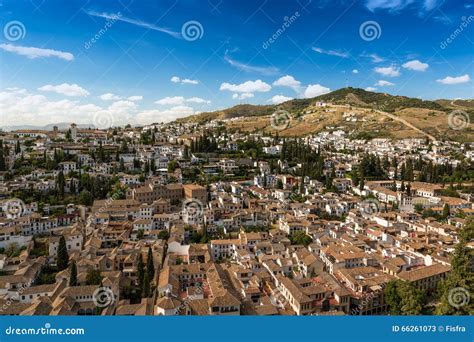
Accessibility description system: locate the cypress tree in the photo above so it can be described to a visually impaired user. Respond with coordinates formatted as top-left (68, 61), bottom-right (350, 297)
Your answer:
top-left (69, 261), bottom-right (77, 286)
top-left (142, 271), bottom-right (150, 297)
top-left (0, 141), bottom-right (5, 171)
top-left (57, 236), bottom-right (69, 271)
top-left (137, 253), bottom-right (144, 289)
top-left (146, 247), bottom-right (155, 280)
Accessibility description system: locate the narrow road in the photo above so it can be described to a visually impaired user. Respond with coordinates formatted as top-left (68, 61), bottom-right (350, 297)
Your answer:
top-left (375, 110), bottom-right (437, 142)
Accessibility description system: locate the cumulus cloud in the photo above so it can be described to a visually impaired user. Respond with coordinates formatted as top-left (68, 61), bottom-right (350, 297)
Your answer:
top-left (303, 84), bottom-right (331, 98)
top-left (0, 88), bottom-right (201, 127)
top-left (38, 83), bottom-right (89, 97)
top-left (187, 97), bottom-right (211, 104)
top-left (402, 60), bottom-right (429, 71)
top-left (268, 95), bottom-right (293, 104)
top-left (127, 95), bottom-right (143, 101)
top-left (232, 93), bottom-right (254, 100)
top-left (272, 75), bottom-right (302, 92)
top-left (376, 80), bottom-right (394, 86)
top-left (365, 87), bottom-right (377, 91)
top-left (374, 65), bottom-right (400, 77)
top-left (436, 74), bottom-right (470, 85)
top-left (100, 93), bottom-right (121, 101)
top-left (0, 43), bottom-right (74, 61)
top-left (155, 96), bottom-right (210, 105)
top-left (220, 80), bottom-right (271, 93)
top-left (170, 76), bottom-right (199, 85)
top-left (0, 88), bottom-right (132, 127)
top-left (136, 106), bottom-right (196, 124)
top-left (352, 69), bottom-right (359, 74)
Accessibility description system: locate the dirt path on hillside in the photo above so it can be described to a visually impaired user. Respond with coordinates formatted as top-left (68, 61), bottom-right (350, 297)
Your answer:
top-left (375, 110), bottom-right (437, 142)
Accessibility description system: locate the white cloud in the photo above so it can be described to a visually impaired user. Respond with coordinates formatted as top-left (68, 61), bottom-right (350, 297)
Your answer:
top-left (155, 96), bottom-right (185, 105)
top-left (0, 88), bottom-right (199, 127)
top-left (436, 74), bottom-right (470, 85)
top-left (352, 69), bottom-right (359, 74)
top-left (136, 106), bottom-right (196, 124)
top-left (170, 76), bottom-right (199, 85)
top-left (361, 53), bottom-right (384, 63)
top-left (187, 97), bottom-right (211, 104)
top-left (100, 93), bottom-right (121, 101)
top-left (0, 88), bottom-right (133, 128)
top-left (365, 0), bottom-right (441, 12)
top-left (0, 43), bottom-right (74, 61)
top-left (224, 56), bottom-right (279, 76)
top-left (127, 95), bottom-right (143, 101)
top-left (402, 60), bottom-right (429, 71)
top-left (374, 65), bottom-right (400, 77)
top-left (376, 80), bottom-right (394, 86)
top-left (220, 80), bottom-right (271, 93)
top-left (108, 100), bottom-right (137, 114)
top-left (303, 84), bottom-right (331, 98)
top-left (155, 96), bottom-right (210, 105)
top-left (86, 11), bottom-right (181, 39)
top-left (268, 95), bottom-right (293, 104)
top-left (232, 93), bottom-right (254, 100)
top-left (272, 75), bottom-right (301, 92)
top-left (365, 87), bottom-right (377, 91)
top-left (312, 47), bottom-right (349, 58)
top-left (38, 83), bottom-right (89, 97)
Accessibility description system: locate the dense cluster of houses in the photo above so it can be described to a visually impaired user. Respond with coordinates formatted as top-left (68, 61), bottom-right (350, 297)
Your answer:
top-left (0, 122), bottom-right (471, 315)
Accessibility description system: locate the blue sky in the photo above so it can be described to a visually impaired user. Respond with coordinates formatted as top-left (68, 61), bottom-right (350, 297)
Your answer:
top-left (0, 0), bottom-right (473, 127)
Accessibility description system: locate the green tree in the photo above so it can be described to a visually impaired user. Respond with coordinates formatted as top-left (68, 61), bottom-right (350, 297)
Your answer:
top-left (384, 280), bottom-right (402, 314)
top-left (69, 261), bottom-right (78, 286)
top-left (56, 236), bottom-right (69, 271)
top-left (384, 280), bottom-right (425, 315)
top-left (137, 253), bottom-right (145, 290)
top-left (146, 247), bottom-right (155, 280)
top-left (436, 220), bottom-right (474, 315)
top-left (142, 271), bottom-right (150, 297)
top-left (399, 281), bottom-right (425, 315)
top-left (289, 231), bottom-right (312, 246)
top-left (0, 140), bottom-right (5, 171)
top-left (85, 268), bottom-right (102, 285)
top-left (56, 171), bottom-right (65, 198)
top-left (442, 203), bottom-right (450, 219)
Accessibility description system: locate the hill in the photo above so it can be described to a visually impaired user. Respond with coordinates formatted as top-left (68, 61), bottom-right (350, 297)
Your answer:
top-left (177, 87), bottom-right (473, 142)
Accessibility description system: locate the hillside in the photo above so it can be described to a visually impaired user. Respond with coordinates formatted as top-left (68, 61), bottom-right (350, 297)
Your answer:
top-left (177, 87), bottom-right (473, 142)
